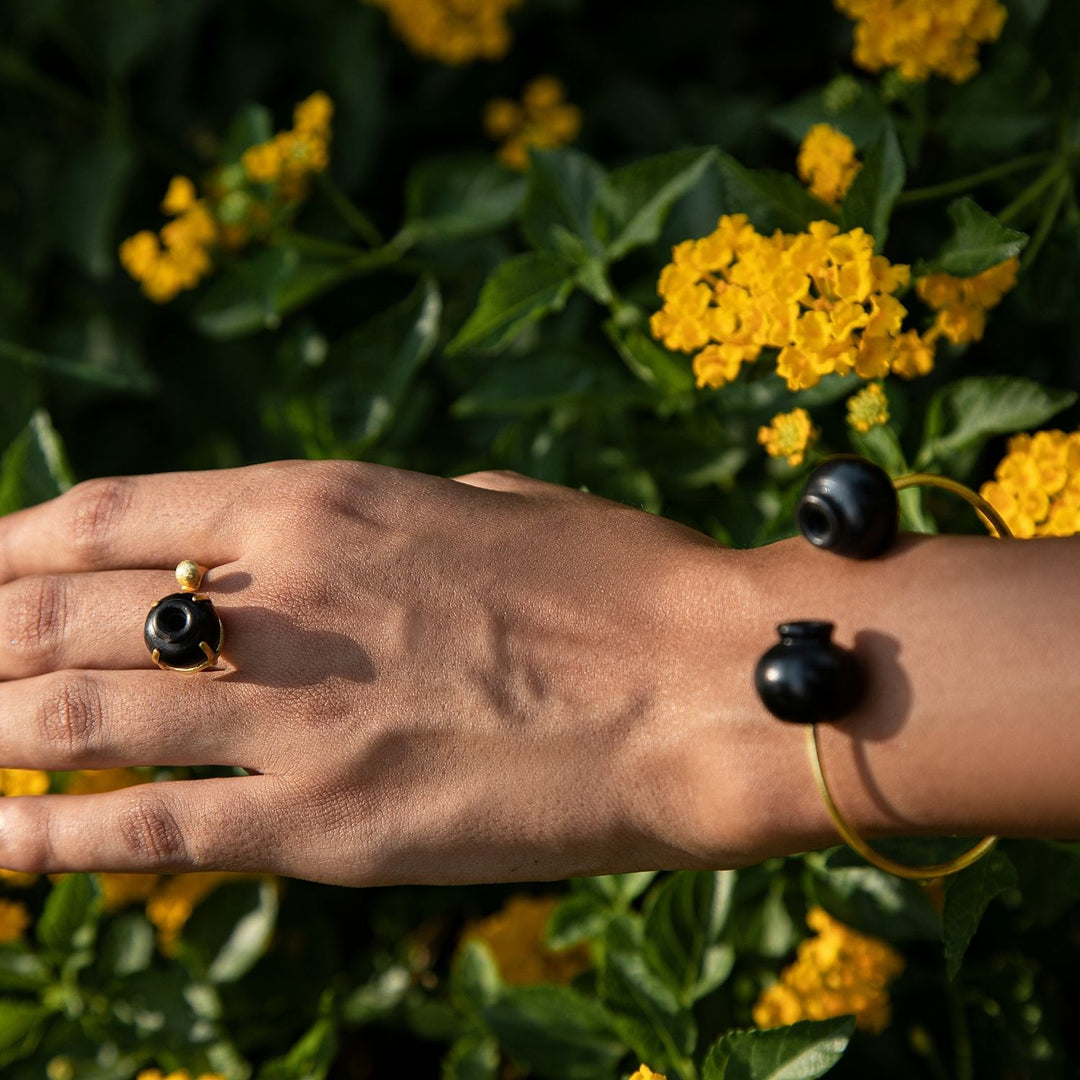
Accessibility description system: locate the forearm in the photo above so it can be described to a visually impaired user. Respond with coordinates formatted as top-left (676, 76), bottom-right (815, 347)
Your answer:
top-left (687, 534), bottom-right (1080, 864)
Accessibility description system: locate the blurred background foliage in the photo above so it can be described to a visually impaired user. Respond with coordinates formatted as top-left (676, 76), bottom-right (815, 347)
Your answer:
top-left (2, 0), bottom-right (1080, 1077)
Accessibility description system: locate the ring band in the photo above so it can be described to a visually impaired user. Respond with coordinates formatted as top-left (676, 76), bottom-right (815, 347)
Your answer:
top-left (144, 561), bottom-right (224, 673)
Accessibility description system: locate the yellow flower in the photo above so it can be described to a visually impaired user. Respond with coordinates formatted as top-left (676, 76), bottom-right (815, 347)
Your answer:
top-left (367, 0), bottom-right (522, 64)
top-left (136, 1071), bottom-right (225, 1080)
top-left (753, 907), bottom-right (904, 1034)
top-left (847, 382), bottom-right (890, 433)
top-left (652, 216), bottom-right (928, 392)
top-left (293, 90), bottom-right (334, 135)
top-left (835, 0), bottom-right (1007, 83)
top-left (0, 868), bottom-right (38, 888)
top-left (146, 872), bottom-right (233, 955)
top-left (161, 176), bottom-right (197, 215)
top-left (980, 429), bottom-right (1080, 539)
top-left (241, 141), bottom-right (284, 184)
top-left (98, 873), bottom-right (162, 912)
top-left (485, 77), bottom-right (582, 171)
top-left (797, 124), bottom-right (861, 205)
top-left (63, 768), bottom-right (147, 796)
top-left (461, 894), bottom-right (591, 986)
top-left (917, 257), bottom-right (1019, 347)
top-left (629, 1069), bottom-right (667, 1080)
top-left (0, 769), bottom-right (50, 796)
top-left (758, 408), bottom-right (816, 466)
top-left (0, 899), bottom-right (31, 942)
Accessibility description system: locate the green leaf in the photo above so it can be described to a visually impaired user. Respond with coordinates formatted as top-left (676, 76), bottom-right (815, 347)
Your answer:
top-left (573, 873), bottom-right (658, 909)
top-left (481, 985), bottom-right (625, 1080)
top-left (36, 874), bottom-right (99, 957)
top-left (703, 1018), bottom-right (855, 1080)
top-left (847, 422), bottom-right (907, 477)
top-left (55, 133), bottom-right (136, 280)
top-left (521, 148), bottom-right (607, 262)
top-left (340, 965), bottom-right (411, 1026)
top-left (943, 849), bottom-right (1017, 980)
top-left (643, 871), bottom-right (737, 1004)
top-left (0, 947), bottom-right (51, 993)
top-left (0, 1000), bottom-right (49, 1069)
top-left (598, 148), bottom-right (716, 260)
top-left (181, 879), bottom-right (279, 983)
top-left (192, 248), bottom-right (358, 341)
top-left (0, 410), bottom-right (74, 516)
top-left (451, 940), bottom-right (501, 1011)
top-left (839, 121), bottom-right (904, 249)
top-left (324, 277), bottom-right (441, 450)
top-left (447, 253), bottom-right (574, 355)
top-left (221, 104), bottom-right (274, 164)
top-left (404, 155), bottom-right (527, 242)
top-left (714, 152), bottom-right (829, 233)
top-left (917, 375), bottom-right (1076, 468)
top-left (442, 1031), bottom-right (500, 1080)
top-left (805, 854), bottom-right (941, 942)
top-left (599, 917), bottom-right (696, 1077)
top-left (768, 81), bottom-right (889, 148)
top-left (257, 1016), bottom-right (338, 1080)
top-left (546, 894), bottom-right (610, 949)
top-left (603, 321), bottom-right (695, 394)
top-left (919, 197), bottom-right (1028, 277)
top-left (97, 912), bottom-right (154, 978)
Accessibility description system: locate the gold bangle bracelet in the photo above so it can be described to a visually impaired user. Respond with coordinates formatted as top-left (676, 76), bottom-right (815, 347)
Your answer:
top-left (805, 471), bottom-right (1012, 880)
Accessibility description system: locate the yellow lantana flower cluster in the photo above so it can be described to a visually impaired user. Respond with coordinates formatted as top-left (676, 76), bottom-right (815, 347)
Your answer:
top-left (758, 408), bottom-right (817, 466)
top-left (651, 216), bottom-right (931, 393)
top-left (847, 381), bottom-right (890, 432)
top-left (368, 0), bottom-right (521, 64)
top-left (980, 430), bottom-right (1080, 539)
top-left (146, 872), bottom-right (235, 954)
top-left (753, 907), bottom-right (904, 1034)
top-left (629, 1068), bottom-right (666, 1080)
top-left (835, 0), bottom-right (1008, 83)
top-left (797, 124), bottom-right (861, 205)
top-left (119, 177), bottom-right (218, 304)
top-left (461, 894), bottom-right (591, 986)
top-left (916, 257), bottom-right (1019, 347)
top-left (0, 899), bottom-right (31, 942)
top-left (137, 1070), bottom-right (225, 1080)
top-left (241, 91), bottom-right (334, 201)
top-left (484, 77), bottom-right (582, 171)
top-left (0, 768), bottom-right (50, 796)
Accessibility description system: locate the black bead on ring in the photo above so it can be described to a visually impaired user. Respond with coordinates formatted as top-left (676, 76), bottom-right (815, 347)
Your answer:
top-left (145, 561), bottom-right (224, 673)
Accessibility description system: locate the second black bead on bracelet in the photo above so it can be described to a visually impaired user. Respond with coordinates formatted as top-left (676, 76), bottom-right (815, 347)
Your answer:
top-left (754, 621), bottom-right (864, 724)
top-left (796, 455), bottom-right (899, 559)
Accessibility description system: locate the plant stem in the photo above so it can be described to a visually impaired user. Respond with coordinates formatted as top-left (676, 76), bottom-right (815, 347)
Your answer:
top-left (998, 158), bottom-right (1067, 225)
top-left (317, 173), bottom-right (384, 248)
top-left (897, 151), bottom-right (1055, 205)
top-left (1020, 173), bottom-right (1071, 270)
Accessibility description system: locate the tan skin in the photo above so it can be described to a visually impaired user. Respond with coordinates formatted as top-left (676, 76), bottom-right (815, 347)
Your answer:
top-left (0, 459), bottom-right (1076, 885)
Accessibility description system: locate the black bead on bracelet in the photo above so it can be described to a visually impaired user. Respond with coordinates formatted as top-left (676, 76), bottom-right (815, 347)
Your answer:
top-left (752, 455), bottom-right (1009, 880)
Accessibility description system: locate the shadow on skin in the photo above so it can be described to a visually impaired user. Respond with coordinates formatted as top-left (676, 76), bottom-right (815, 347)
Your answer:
top-left (211, 605), bottom-right (379, 687)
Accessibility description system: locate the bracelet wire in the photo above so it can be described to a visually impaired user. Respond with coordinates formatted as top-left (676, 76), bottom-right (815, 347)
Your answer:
top-left (806, 470), bottom-right (1012, 880)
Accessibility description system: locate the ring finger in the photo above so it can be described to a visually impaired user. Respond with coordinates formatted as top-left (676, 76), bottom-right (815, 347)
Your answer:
top-left (0, 568), bottom-right (233, 679)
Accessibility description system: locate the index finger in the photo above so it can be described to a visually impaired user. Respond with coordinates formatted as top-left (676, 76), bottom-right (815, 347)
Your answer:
top-left (0, 468), bottom-right (255, 584)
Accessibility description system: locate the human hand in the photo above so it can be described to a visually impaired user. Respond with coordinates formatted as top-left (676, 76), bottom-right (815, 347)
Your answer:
top-left (0, 461), bottom-right (774, 886)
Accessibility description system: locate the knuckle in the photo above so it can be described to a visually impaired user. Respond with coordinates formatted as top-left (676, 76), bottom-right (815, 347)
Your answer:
top-left (66, 477), bottom-right (133, 565)
top-left (118, 795), bottom-right (190, 868)
top-left (3, 576), bottom-right (67, 661)
top-left (36, 674), bottom-right (102, 760)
